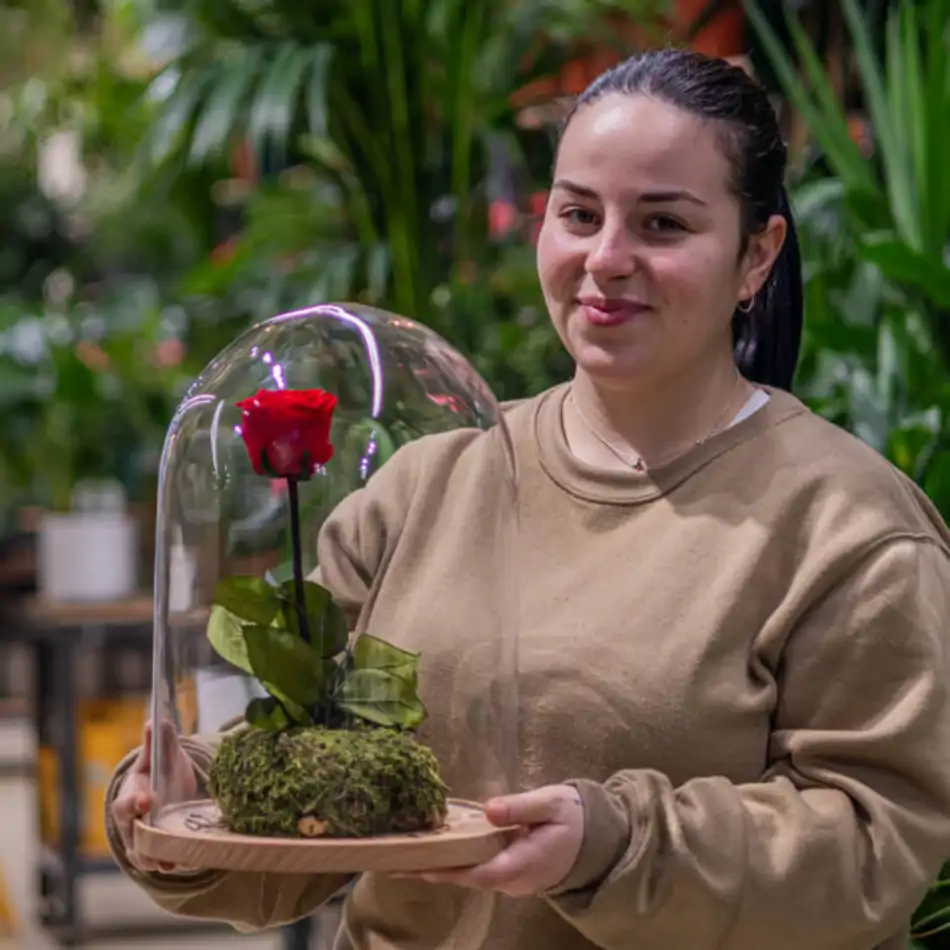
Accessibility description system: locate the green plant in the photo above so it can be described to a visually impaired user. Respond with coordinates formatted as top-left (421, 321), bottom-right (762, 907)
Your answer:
top-left (913, 862), bottom-right (950, 945)
top-left (746, 0), bottom-right (950, 348)
top-left (209, 725), bottom-right (447, 838)
top-left (206, 577), bottom-right (427, 732)
top-left (0, 282), bottom-right (189, 510)
top-left (202, 381), bottom-right (446, 840)
top-left (748, 0), bottom-right (950, 520)
top-left (0, 3), bottom-right (235, 527)
top-left (130, 0), bottom-right (668, 397)
top-left (207, 385), bottom-right (427, 733)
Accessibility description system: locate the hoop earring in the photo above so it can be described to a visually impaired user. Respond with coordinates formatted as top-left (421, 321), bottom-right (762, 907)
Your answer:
top-left (737, 295), bottom-right (755, 314)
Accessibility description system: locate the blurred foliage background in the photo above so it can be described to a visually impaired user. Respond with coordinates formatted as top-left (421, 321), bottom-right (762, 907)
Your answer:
top-left (0, 0), bottom-right (670, 522)
top-left (1, 0), bottom-right (950, 941)
top-left (1, 0), bottom-right (949, 524)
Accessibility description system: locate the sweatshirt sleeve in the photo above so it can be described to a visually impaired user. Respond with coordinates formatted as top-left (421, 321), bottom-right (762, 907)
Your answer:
top-left (103, 445), bottom-right (421, 930)
top-left (546, 537), bottom-right (950, 950)
top-left (312, 436), bottom-right (420, 627)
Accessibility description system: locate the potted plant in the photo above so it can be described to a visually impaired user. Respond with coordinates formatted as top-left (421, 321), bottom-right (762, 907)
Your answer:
top-left (202, 387), bottom-right (448, 839)
top-left (0, 287), bottom-right (187, 601)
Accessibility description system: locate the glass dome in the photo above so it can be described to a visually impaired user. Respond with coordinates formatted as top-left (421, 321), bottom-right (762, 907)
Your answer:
top-left (144, 303), bottom-right (519, 879)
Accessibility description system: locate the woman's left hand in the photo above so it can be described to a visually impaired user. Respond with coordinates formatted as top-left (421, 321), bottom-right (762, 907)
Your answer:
top-left (404, 784), bottom-right (586, 897)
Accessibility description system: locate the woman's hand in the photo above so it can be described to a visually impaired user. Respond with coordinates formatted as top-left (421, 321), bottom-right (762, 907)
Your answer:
top-left (111, 720), bottom-right (198, 873)
top-left (409, 784), bottom-right (586, 897)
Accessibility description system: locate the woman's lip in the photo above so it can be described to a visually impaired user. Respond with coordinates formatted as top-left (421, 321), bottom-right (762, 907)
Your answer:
top-left (578, 301), bottom-right (650, 326)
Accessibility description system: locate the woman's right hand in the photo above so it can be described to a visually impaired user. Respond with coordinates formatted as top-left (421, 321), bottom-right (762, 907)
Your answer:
top-left (112, 720), bottom-right (198, 873)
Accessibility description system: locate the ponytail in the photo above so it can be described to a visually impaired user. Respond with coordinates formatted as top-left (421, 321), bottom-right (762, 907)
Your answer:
top-left (732, 187), bottom-right (803, 393)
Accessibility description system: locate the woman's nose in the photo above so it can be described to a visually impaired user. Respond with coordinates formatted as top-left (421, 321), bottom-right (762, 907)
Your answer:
top-left (585, 225), bottom-right (637, 282)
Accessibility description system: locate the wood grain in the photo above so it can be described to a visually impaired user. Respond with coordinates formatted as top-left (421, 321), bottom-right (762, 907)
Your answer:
top-left (135, 799), bottom-right (516, 874)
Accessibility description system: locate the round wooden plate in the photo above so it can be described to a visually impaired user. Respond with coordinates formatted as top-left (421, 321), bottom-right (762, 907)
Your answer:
top-left (134, 799), bottom-right (515, 874)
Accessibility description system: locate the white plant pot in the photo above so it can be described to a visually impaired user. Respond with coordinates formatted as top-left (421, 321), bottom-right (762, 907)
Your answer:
top-left (38, 512), bottom-right (140, 602)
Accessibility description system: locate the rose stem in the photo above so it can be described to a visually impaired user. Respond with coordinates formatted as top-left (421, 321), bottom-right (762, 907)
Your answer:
top-left (287, 477), bottom-right (311, 645)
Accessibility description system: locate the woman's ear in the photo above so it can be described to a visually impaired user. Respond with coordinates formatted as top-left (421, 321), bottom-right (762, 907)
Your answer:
top-left (738, 213), bottom-right (787, 302)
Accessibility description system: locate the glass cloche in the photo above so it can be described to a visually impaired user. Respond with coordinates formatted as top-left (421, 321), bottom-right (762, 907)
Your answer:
top-left (136, 303), bottom-right (520, 876)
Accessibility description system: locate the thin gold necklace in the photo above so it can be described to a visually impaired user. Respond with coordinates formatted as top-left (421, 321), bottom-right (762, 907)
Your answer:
top-left (567, 371), bottom-right (744, 473)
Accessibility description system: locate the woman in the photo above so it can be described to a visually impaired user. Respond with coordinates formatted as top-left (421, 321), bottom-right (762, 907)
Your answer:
top-left (107, 49), bottom-right (950, 949)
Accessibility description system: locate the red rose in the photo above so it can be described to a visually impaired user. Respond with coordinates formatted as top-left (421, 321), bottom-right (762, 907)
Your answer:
top-left (235, 388), bottom-right (337, 479)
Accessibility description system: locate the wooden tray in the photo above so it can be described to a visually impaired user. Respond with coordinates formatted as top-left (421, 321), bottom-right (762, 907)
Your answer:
top-left (134, 799), bottom-right (515, 874)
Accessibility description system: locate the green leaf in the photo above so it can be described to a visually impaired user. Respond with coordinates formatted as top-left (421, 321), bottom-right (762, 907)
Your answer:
top-left (248, 43), bottom-right (312, 158)
top-left (365, 244), bottom-right (390, 302)
top-left (923, 451), bottom-right (950, 521)
top-left (277, 579), bottom-right (349, 658)
top-left (189, 52), bottom-right (264, 163)
top-left (858, 235), bottom-right (950, 309)
top-left (265, 560), bottom-right (296, 587)
top-left (840, 0), bottom-right (919, 250)
top-left (338, 668), bottom-right (426, 729)
top-left (144, 67), bottom-right (214, 167)
top-left (243, 623), bottom-right (332, 707)
top-left (245, 696), bottom-right (291, 732)
top-left (213, 575), bottom-right (281, 625)
top-left (306, 43), bottom-right (334, 136)
top-left (261, 683), bottom-right (312, 725)
top-left (790, 177), bottom-right (846, 223)
top-left (886, 420), bottom-right (940, 480)
top-left (745, 0), bottom-right (873, 193)
top-left (912, 898), bottom-right (950, 938)
top-left (351, 633), bottom-right (419, 683)
top-left (922, 0), bottom-right (950, 258)
top-left (207, 605), bottom-right (253, 674)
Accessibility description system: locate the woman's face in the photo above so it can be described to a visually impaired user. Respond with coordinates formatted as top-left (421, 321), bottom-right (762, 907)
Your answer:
top-left (536, 92), bottom-right (784, 390)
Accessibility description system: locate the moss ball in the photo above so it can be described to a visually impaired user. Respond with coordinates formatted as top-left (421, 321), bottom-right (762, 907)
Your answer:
top-left (208, 726), bottom-right (449, 838)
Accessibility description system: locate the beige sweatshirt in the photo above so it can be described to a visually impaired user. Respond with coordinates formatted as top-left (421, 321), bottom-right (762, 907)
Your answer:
top-left (105, 383), bottom-right (950, 950)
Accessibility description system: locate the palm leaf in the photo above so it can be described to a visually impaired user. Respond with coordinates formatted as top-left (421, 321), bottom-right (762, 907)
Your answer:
top-left (840, 0), bottom-right (919, 250)
top-left (247, 43), bottom-right (313, 163)
top-left (142, 67), bottom-right (204, 167)
top-left (139, 0), bottom-right (668, 339)
top-left (745, 0), bottom-right (875, 195)
top-left (189, 50), bottom-right (265, 162)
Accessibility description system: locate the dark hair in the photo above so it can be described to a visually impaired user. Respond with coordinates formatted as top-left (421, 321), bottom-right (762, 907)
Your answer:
top-left (558, 48), bottom-right (803, 392)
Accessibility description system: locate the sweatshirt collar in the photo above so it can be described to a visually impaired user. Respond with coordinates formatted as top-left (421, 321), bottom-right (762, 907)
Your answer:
top-left (533, 383), bottom-right (808, 505)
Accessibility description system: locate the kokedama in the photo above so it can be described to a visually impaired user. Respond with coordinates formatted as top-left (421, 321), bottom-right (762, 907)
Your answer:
top-left (204, 387), bottom-right (448, 840)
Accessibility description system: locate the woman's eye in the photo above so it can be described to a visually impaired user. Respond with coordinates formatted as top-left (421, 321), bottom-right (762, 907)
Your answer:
top-left (644, 215), bottom-right (686, 233)
top-left (559, 207), bottom-right (599, 228)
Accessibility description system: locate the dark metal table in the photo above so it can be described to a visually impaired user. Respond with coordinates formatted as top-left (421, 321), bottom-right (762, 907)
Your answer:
top-left (3, 594), bottom-right (319, 948)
